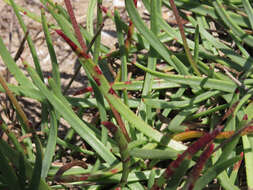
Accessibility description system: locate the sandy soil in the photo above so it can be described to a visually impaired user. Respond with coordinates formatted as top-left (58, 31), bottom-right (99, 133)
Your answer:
top-left (0, 0), bottom-right (117, 84)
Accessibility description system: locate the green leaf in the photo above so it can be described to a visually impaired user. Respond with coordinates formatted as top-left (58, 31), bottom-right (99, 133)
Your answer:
top-left (0, 147), bottom-right (20, 190)
top-left (9, 0), bottom-right (43, 80)
top-left (242, 0), bottom-right (253, 30)
top-left (25, 63), bottom-right (117, 165)
top-left (194, 156), bottom-right (241, 190)
top-left (133, 61), bottom-right (237, 92)
top-left (144, 90), bottom-right (221, 109)
top-left (213, 0), bottom-right (253, 48)
top-left (41, 111), bottom-right (58, 179)
top-left (125, 0), bottom-right (187, 73)
top-left (0, 37), bottom-right (33, 87)
top-left (28, 136), bottom-right (43, 190)
top-left (86, 0), bottom-right (97, 36)
top-left (129, 148), bottom-right (179, 160)
top-left (41, 8), bottom-right (61, 88)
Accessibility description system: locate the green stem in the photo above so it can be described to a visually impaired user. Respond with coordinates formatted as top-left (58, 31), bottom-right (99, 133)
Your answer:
top-left (93, 0), bottom-right (103, 64)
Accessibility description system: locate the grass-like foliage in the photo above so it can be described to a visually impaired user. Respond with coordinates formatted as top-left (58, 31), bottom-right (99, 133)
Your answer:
top-left (0, 0), bottom-right (253, 189)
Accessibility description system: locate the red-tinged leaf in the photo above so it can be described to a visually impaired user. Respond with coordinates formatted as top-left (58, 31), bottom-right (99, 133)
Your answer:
top-left (94, 65), bottom-right (103, 75)
top-left (233, 152), bottom-right (243, 171)
top-left (241, 126), bottom-right (253, 135)
top-left (107, 101), bottom-right (131, 142)
top-left (125, 0), bottom-right (136, 51)
top-left (101, 121), bottom-right (118, 134)
top-left (99, 4), bottom-right (108, 14)
top-left (187, 125), bottom-right (223, 155)
top-left (151, 185), bottom-right (160, 190)
top-left (154, 135), bottom-right (217, 189)
top-left (73, 86), bottom-right (93, 96)
top-left (185, 143), bottom-right (215, 190)
top-left (93, 77), bottom-right (101, 86)
top-left (55, 29), bottom-right (90, 59)
top-left (64, 0), bottom-right (88, 53)
top-left (126, 20), bottom-right (134, 50)
top-left (124, 81), bottom-right (132, 85)
top-left (110, 168), bottom-right (119, 174)
top-left (163, 125), bottom-right (223, 180)
top-left (55, 29), bottom-right (78, 50)
top-left (54, 160), bottom-right (88, 182)
top-left (164, 153), bottom-right (185, 178)
top-left (222, 101), bottom-right (239, 121)
top-left (108, 87), bottom-right (116, 95)
top-left (134, 0), bottom-right (138, 7)
top-left (243, 114), bottom-right (248, 120)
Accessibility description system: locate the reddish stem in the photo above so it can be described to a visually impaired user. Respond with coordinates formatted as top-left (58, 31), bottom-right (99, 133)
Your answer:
top-left (93, 77), bottom-right (101, 86)
top-left (64, 0), bottom-right (88, 53)
top-left (73, 86), bottom-right (93, 96)
top-left (109, 102), bottom-right (131, 142)
top-left (186, 143), bottom-right (214, 190)
top-left (54, 160), bottom-right (88, 182)
top-left (94, 65), bottom-right (103, 75)
top-left (55, 30), bottom-right (90, 59)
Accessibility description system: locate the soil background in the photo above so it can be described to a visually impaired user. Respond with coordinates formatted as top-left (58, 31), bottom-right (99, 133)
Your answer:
top-left (0, 0), bottom-right (120, 88)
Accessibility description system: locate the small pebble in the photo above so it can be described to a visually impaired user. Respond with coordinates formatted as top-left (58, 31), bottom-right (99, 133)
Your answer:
top-left (113, 0), bottom-right (141, 8)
